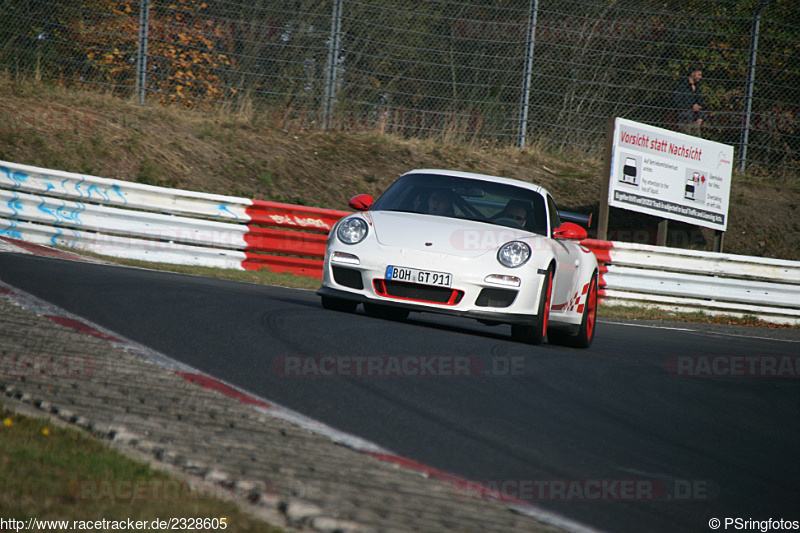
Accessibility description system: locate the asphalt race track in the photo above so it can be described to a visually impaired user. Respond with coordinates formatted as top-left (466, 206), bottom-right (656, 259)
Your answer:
top-left (1, 252), bottom-right (799, 533)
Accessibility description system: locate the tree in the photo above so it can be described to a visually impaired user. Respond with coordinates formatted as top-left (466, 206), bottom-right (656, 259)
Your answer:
top-left (59, 0), bottom-right (234, 106)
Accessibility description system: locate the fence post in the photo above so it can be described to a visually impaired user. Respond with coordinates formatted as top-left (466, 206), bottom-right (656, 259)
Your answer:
top-left (738, 0), bottom-right (770, 174)
top-left (135, 0), bottom-right (151, 105)
top-left (323, 0), bottom-right (344, 130)
top-left (517, 0), bottom-right (539, 148)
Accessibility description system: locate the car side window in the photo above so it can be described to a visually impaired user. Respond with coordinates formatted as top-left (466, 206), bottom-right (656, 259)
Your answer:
top-left (547, 195), bottom-right (561, 236)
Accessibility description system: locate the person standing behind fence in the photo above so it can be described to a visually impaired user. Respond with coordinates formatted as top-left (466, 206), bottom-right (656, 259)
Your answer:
top-left (670, 66), bottom-right (705, 136)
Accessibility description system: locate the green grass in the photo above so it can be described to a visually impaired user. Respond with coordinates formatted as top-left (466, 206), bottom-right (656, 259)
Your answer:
top-left (0, 406), bottom-right (285, 531)
top-left (136, 158), bottom-right (171, 187)
top-left (597, 304), bottom-right (797, 329)
top-left (63, 249), bottom-right (321, 291)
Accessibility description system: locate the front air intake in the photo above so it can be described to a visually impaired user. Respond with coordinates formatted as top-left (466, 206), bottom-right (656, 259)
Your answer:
top-left (373, 279), bottom-right (463, 305)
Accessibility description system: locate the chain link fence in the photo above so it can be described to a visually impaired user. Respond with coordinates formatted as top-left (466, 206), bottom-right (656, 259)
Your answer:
top-left (2, 0), bottom-right (798, 174)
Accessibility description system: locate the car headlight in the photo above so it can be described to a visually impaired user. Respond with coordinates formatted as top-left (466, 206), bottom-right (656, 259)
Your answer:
top-left (337, 217), bottom-right (368, 244)
top-left (497, 241), bottom-right (531, 268)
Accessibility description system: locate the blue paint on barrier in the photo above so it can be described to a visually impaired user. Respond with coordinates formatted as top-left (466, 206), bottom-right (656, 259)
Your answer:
top-left (0, 221), bottom-right (23, 240)
top-left (52, 227), bottom-right (80, 246)
top-left (87, 185), bottom-right (111, 202)
top-left (7, 193), bottom-right (23, 218)
top-left (74, 177), bottom-right (85, 198)
top-left (219, 204), bottom-right (239, 219)
top-left (69, 202), bottom-right (86, 225)
top-left (37, 197), bottom-right (58, 222)
top-left (1, 166), bottom-right (29, 189)
top-left (55, 202), bottom-right (69, 225)
top-left (111, 184), bottom-right (127, 204)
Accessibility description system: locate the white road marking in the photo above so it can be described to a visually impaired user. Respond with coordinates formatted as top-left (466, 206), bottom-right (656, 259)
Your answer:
top-left (0, 238), bottom-right (32, 254)
top-left (601, 319), bottom-right (800, 343)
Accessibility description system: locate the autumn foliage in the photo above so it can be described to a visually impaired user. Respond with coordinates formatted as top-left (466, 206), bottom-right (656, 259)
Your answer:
top-left (63, 0), bottom-right (234, 106)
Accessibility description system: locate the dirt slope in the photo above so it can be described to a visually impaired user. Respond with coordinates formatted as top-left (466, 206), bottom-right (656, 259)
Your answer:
top-left (1, 78), bottom-right (797, 260)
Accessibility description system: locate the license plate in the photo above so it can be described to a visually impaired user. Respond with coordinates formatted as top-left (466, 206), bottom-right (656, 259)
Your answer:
top-left (385, 265), bottom-right (452, 287)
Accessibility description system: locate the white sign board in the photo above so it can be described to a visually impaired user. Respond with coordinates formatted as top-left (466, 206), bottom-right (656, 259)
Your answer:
top-left (608, 118), bottom-right (734, 231)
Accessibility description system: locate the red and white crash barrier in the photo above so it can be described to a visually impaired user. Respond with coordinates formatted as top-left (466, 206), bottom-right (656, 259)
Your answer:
top-left (3, 159), bottom-right (799, 323)
top-left (0, 160), bottom-right (348, 278)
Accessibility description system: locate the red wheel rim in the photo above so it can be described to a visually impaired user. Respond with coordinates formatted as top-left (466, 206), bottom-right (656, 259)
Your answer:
top-left (585, 277), bottom-right (597, 339)
top-left (541, 272), bottom-right (553, 337)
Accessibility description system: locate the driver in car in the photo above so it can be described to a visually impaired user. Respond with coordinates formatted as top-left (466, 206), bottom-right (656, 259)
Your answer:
top-left (492, 199), bottom-right (529, 229)
top-left (415, 189), bottom-right (455, 216)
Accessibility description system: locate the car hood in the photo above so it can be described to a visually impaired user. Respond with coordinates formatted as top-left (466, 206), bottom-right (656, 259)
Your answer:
top-left (367, 211), bottom-right (536, 258)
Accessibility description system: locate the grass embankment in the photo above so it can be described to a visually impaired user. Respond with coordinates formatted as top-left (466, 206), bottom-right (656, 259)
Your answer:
top-left (0, 407), bottom-right (284, 531)
top-left (1, 75), bottom-right (798, 260)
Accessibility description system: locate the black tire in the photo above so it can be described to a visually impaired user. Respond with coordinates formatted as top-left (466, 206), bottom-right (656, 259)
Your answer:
top-left (363, 302), bottom-right (410, 320)
top-left (548, 272), bottom-right (598, 349)
top-left (511, 266), bottom-right (553, 345)
top-left (320, 295), bottom-right (357, 313)
top-left (543, 327), bottom-right (571, 346)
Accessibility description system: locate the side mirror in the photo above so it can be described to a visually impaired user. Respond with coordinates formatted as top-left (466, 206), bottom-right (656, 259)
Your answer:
top-left (553, 222), bottom-right (588, 240)
top-left (348, 194), bottom-right (374, 211)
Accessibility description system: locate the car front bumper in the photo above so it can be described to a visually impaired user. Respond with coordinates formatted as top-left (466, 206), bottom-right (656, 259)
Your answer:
top-left (318, 242), bottom-right (552, 326)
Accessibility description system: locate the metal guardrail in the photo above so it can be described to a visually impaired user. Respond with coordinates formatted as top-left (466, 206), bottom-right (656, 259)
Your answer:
top-left (2, 160), bottom-right (799, 324)
top-left (0, 160), bottom-right (347, 278)
top-left (581, 239), bottom-right (800, 325)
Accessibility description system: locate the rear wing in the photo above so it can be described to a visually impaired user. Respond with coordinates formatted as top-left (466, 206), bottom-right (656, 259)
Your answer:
top-left (558, 210), bottom-right (592, 228)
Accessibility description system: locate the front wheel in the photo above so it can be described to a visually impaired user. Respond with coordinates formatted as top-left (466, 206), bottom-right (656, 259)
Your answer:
top-left (511, 266), bottom-right (553, 345)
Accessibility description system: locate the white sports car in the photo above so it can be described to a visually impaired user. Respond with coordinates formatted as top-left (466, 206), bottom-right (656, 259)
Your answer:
top-left (317, 169), bottom-right (599, 347)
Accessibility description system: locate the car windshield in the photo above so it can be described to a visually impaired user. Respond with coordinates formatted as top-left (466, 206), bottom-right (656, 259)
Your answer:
top-left (371, 173), bottom-right (548, 235)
